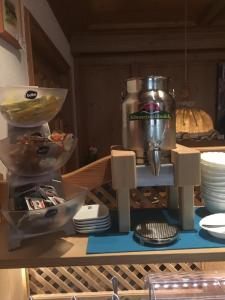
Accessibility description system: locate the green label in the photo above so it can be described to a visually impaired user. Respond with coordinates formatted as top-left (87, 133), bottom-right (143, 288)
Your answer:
top-left (129, 111), bottom-right (171, 121)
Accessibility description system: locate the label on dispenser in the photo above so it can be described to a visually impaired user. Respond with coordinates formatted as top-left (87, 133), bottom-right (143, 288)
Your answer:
top-left (129, 102), bottom-right (171, 121)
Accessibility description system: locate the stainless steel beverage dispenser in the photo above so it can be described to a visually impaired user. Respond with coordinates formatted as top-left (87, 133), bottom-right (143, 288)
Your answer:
top-left (113, 76), bottom-right (200, 234)
top-left (122, 76), bottom-right (176, 175)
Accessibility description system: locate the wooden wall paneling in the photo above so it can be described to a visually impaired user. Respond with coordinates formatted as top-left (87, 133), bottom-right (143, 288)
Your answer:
top-left (76, 63), bottom-right (93, 166)
top-left (76, 62), bottom-right (131, 165)
top-left (76, 51), bottom-right (225, 66)
top-left (71, 28), bottom-right (225, 54)
top-left (24, 9), bottom-right (78, 170)
top-left (137, 56), bottom-right (218, 122)
top-left (75, 48), bottom-right (225, 165)
top-left (24, 7), bottom-right (35, 85)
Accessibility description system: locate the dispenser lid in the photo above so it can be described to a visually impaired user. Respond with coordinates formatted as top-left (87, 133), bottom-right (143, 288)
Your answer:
top-left (144, 76), bottom-right (169, 91)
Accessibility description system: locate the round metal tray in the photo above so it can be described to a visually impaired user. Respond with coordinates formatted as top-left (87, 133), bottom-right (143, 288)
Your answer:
top-left (134, 221), bottom-right (179, 245)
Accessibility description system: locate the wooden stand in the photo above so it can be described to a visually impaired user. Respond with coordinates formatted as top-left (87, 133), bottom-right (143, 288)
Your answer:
top-left (111, 150), bottom-right (136, 232)
top-left (171, 144), bottom-right (201, 230)
top-left (111, 144), bottom-right (201, 232)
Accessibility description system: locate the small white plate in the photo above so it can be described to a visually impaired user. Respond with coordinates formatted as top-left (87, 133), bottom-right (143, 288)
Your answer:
top-left (200, 214), bottom-right (225, 239)
top-left (201, 152), bottom-right (225, 167)
top-left (73, 204), bottom-right (109, 222)
top-left (76, 223), bottom-right (111, 234)
top-left (74, 220), bottom-right (111, 230)
top-left (73, 217), bottom-right (111, 227)
top-left (201, 165), bottom-right (225, 174)
top-left (201, 187), bottom-right (225, 198)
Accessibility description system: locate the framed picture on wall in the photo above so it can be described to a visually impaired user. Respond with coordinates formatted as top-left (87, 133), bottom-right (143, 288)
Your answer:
top-left (0, 0), bottom-right (21, 49)
top-left (216, 62), bottom-right (225, 134)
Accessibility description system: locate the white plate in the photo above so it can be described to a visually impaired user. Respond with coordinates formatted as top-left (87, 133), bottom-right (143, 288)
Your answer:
top-left (199, 214), bottom-right (225, 239)
top-left (73, 218), bottom-right (111, 228)
top-left (201, 175), bottom-right (225, 184)
top-left (201, 152), bottom-right (225, 167)
top-left (74, 220), bottom-right (111, 230)
top-left (201, 193), bottom-right (225, 203)
top-left (202, 183), bottom-right (225, 190)
top-left (76, 223), bottom-right (111, 233)
top-left (202, 198), bottom-right (225, 213)
top-left (201, 185), bottom-right (225, 195)
top-left (75, 224), bottom-right (111, 231)
top-left (201, 172), bottom-right (225, 181)
top-left (73, 214), bottom-right (110, 224)
top-left (73, 204), bottom-right (109, 221)
top-left (201, 166), bottom-right (225, 175)
top-left (201, 180), bottom-right (225, 188)
top-left (73, 216), bottom-right (111, 226)
top-left (201, 162), bottom-right (225, 171)
top-left (201, 189), bottom-right (225, 199)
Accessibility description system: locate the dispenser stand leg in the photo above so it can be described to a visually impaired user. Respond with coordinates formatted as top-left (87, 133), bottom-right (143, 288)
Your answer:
top-left (171, 144), bottom-right (200, 231)
top-left (111, 149), bottom-right (137, 233)
top-left (117, 189), bottom-right (130, 232)
top-left (168, 186), bottom-right (179, 209)
top-left (178, 185), bottom-right (194, 230)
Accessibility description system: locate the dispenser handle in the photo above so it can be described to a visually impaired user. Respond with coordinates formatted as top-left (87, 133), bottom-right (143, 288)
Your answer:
top-left (147, 142), bottom-right (161, 176)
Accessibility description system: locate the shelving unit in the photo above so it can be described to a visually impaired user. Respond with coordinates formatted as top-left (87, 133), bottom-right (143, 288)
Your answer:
top-left (1, 146), bottom-right (225, 299)
top-left (1, 222), bottom-right (225, 269)
top-left (0, 147), bottom-right (225, 269)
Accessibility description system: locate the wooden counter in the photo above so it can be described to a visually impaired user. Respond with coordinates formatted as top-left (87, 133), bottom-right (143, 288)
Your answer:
top-left (1, 148), bottom-right (225, 269)
top-left (1, 223), bottom-right (225, 269)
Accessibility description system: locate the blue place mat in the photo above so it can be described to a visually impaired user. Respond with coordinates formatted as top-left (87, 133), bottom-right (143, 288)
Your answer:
top-left (87, 207), bottom-right (225, 254)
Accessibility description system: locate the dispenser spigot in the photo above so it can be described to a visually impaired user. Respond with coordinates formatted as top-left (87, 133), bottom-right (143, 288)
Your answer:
top-left (147, 141), bottom-right (161, 176)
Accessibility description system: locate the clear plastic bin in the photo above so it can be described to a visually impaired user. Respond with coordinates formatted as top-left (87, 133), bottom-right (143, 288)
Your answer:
top-left (145, 271), bottom-right (225, 300)
top-left (0, 136), bottom-right (77, 177)
top-left (0, 86), bottom-right (67, 127)
top-left (2, 183), bottom-right (87, 236)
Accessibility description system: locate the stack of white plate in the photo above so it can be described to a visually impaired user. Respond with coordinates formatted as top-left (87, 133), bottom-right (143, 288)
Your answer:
top-left (201, 152), bottom-right (225, 213)
top-left (73, 204), bottom-right (111, 234)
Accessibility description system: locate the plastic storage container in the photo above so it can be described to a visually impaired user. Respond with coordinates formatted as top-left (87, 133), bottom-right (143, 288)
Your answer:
top-left (0, 86), bottom-right (67, 127)
top-left (0, 134), bottom-right (77, 177)
top-left (145, 271), bottom-right (225, 300)
top-left (2, 183), bottom-right (87, 236)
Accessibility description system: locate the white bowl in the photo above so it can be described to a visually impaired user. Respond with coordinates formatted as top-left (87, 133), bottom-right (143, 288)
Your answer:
top-left (201, 152), bottom-right (225, 168)
top-left (201, 179), bottom-right (225, 188)
top-left (202, 184), bottom-right (225, 193)
top-left (201, 164), bottom-right (225, 173)
top-left (201, 192), bottom-right (225, 203)
top-left (201, 185), bottom-right (225, 195)
top-left (203, 198), bottom-right (225, 213)
top-left (0, 86), bottom-right (67, 127)
top-left (201, 174), bottom-right (225, 183)
top-left (200, 214), bottom-right (225, 239)
top-left (201, 186), bottom-right (225, 200)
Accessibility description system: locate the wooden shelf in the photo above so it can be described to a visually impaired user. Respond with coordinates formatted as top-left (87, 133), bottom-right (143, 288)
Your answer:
top-left (1, 151), bottom-right (225, 269)
top-left (0, 223), bottom-right (225, 268)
